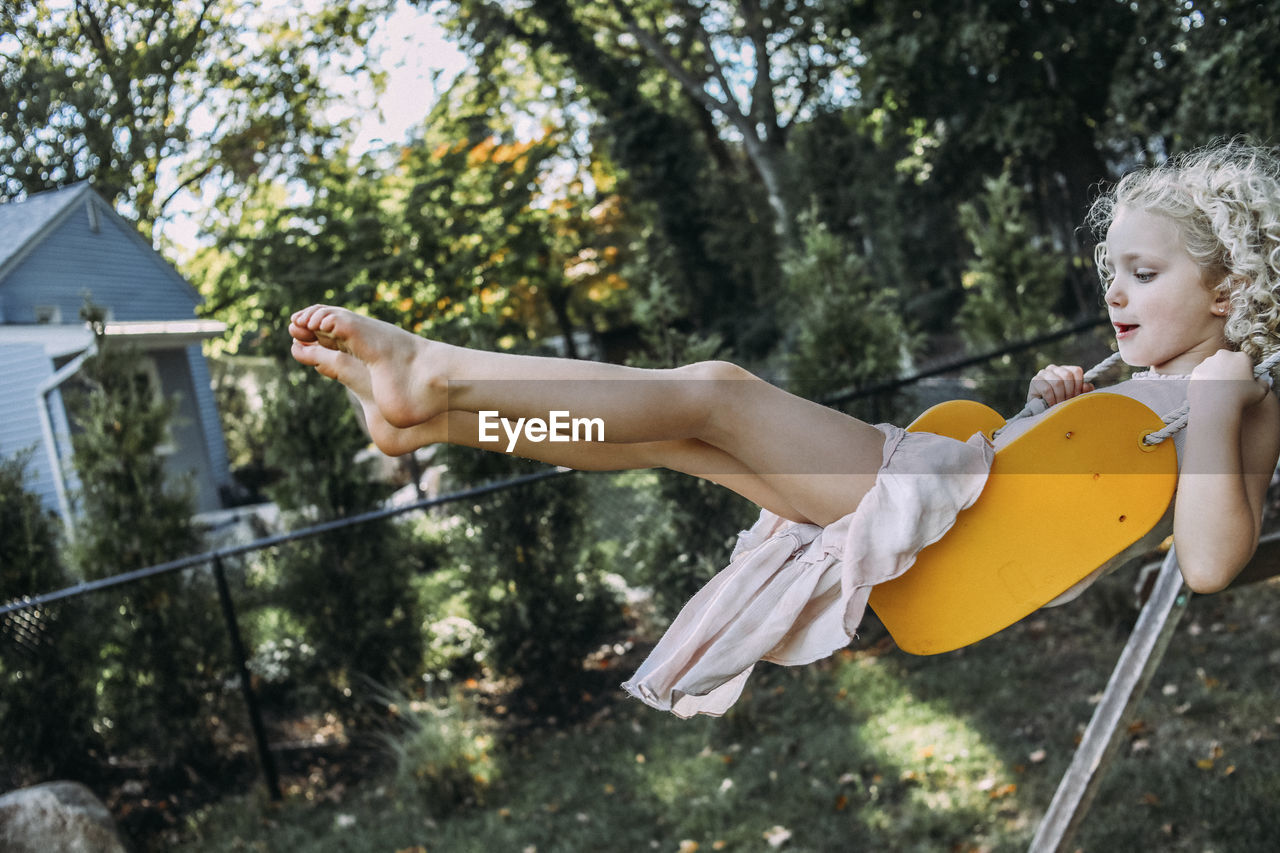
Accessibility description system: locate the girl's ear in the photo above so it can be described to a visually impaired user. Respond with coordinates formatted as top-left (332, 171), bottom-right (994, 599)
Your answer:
top-left (1211, 275), bottom-right (1237, 317)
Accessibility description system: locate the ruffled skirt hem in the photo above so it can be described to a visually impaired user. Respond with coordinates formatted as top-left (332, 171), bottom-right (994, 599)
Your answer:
top-left (621, 423), bottom-right (993, 718)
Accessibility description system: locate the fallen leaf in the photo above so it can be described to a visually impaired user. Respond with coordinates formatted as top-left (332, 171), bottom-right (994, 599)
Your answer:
top-left (918, 745), bottom-right (936, 759)
top-left (1140, 792), bottom-right (1160, 806)
top-left (678, 840), bottom-right (699, 853)
top-left (988, 783), bottom-right (1017, 800)
top-left (763, 825), bottom-right (793, 848)
top-left (834, 794), bottom-right (849, 811)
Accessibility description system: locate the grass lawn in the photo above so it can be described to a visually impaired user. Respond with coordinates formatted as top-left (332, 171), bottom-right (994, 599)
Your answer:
top-left (174, 568), bottom-right (1280, 853)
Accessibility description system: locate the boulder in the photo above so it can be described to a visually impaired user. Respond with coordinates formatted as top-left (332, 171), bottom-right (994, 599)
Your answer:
top-left (0, 781), bottom-right (127, 853)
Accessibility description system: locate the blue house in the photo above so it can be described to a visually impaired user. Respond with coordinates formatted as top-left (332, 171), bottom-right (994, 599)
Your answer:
top-left (0, 183), bottom-right (232, 524)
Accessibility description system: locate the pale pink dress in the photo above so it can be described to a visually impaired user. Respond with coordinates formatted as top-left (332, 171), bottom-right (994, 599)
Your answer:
top-left (622, 423), bottom-right (993, 718)
top-left (621, 376), bottom-right (1190, 718)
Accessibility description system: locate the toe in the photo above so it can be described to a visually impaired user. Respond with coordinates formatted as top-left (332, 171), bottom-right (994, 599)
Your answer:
top-left (289, 320), bottom-right (318, 343)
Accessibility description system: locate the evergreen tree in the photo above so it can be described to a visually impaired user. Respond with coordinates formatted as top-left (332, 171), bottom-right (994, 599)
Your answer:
top-left (261, 367), bottom-right (423, 700)
top-left (956, 172), bottom-right (1072, 411)
top-left (65, 319), bottom-right (225, 763)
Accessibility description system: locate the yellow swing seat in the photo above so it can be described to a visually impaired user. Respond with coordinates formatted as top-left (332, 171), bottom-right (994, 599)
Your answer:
top-left (866, 393), bottom-right (1178, 655)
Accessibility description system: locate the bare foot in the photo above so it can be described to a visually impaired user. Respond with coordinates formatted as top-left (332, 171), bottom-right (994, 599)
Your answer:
top-left (291, 338), bottom-right (444, 456)
top-left (289, 305), bottom-right (443, 428)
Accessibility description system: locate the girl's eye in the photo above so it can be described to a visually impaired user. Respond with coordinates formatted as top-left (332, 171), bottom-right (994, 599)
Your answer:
top-left (1134, 270), bottom-right (1157, 283)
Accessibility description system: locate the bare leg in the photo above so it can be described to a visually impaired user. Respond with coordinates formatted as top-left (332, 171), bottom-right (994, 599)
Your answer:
top-left (292, 340), bottom-right (808, 520)
top-left (291, 305), bottom-right (885, 526)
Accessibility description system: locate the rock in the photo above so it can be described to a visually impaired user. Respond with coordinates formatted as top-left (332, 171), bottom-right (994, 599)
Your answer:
top-left (0, 781), bottom-right (127, 853)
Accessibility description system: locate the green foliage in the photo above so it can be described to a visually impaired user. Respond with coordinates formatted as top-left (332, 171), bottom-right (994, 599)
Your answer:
top-left (443, 450), bottom-right (621, 715)
top-left (0, 0), bottom-right (393, 231)
top-left (778, 212), bottom-right (918, 401)
top-left (64, 329), bottom-right (227, 762)
top-left (380, 689), bottom-right (498, 816)
top-left (432, 0), bottom-right (785, 353)
top-left (260, 366), bottom-right (423, 696)
top-left (0, 453), bottom-right (101, 783)
top-left (197, 87), bottom-right (638, 359)
top-left (955, 172), bottom-right (1070, 409)
top-left (209, 355), bottom-right (277, 502)
top-left (174, 569), bottom-right (1280, 853)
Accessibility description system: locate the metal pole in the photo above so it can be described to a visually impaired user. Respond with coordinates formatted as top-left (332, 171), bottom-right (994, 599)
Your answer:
top-left (212, 556), bottom-right (282, 802)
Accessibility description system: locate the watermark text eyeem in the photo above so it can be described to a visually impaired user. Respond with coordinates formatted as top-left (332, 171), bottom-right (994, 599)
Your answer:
top-left (478, 410), bottom-right (605, 452)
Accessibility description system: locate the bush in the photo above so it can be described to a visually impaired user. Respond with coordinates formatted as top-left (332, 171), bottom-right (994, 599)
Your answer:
top-left (0, 452), bottom-right (102, 784)
top-left (381, 689), bottom-right (497, 816)
top-left (778, 211), bottom-right (919, 401)
top-left (65, 327), bottom-right (228, 764)
top-left (444, 450), bottom-right (622, 716)
top-left (421, 615), bottom-right (489, 684)
top-left (261, 366), bottom-right (423, 700)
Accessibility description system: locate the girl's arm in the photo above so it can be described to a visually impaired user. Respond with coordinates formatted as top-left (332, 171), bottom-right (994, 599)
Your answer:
top-left (1172, 350), bottom-right (1280, 592)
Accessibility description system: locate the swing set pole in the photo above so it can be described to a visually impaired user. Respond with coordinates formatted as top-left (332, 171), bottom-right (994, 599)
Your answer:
top-left (1029, 548), bottom-right (1190, 852)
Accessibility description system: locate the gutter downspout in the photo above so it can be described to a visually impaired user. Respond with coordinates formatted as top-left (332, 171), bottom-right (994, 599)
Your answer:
top-left (35, 339), bottom-right (97, 536)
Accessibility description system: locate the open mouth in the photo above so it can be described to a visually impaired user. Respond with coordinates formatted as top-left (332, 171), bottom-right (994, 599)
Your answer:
top-left (1114, 322), bottom-right (1139, 337)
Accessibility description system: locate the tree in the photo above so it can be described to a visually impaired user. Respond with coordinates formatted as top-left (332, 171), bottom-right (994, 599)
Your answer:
top-left (196, 76), bottom-right (638, 359)
top-left (955, 171), bottom-right (1071, 410)
top-left (429, 0), bottom-right (788, 351)
top-left (65, 319), bottom-right (225, 764)
top-left (0, 0), bottom-right (392, 238)
top-left (259, 366), bottom-right (423, 698)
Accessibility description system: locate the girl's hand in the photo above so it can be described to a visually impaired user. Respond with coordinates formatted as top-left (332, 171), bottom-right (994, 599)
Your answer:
top-left (1028, 364), bottom-right (1094, 408)
top-left (1189, 349), bottom-right (1272, 412)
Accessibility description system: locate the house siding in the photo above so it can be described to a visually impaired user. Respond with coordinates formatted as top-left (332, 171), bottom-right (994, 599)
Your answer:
top-left (0, 197), bottom-right (197, 324)
top-left (0, 186), bottom-right (232, 525)
top-left (0, 344), bottom-right (62, 515)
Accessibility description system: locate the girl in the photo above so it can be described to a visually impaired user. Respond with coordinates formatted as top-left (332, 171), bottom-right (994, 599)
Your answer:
top-left (290, 141), bottom-right (1280, 717)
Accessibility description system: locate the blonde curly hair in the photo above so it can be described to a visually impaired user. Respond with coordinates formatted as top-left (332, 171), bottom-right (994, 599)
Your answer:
top-left (1089, 140), bottom-right (1280, 364)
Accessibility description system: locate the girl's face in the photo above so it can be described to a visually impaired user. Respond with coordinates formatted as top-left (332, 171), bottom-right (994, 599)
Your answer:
top-left (1103, 206), bottom-right (1229, 375)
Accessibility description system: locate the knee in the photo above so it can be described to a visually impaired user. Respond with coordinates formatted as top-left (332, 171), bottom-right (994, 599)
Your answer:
top-left (671, 361), bottom-right (760, 429)
top-left (676, 360), bottom-right (754, 384)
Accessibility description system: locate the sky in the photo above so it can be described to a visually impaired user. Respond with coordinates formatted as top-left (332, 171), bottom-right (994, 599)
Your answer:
top-left (343, 0), bottom-right (468, 153)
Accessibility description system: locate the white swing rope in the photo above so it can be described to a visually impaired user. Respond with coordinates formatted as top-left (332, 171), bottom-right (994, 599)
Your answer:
top-left (1140, 348), bottom-right (1280, 446)
top-left (995, 349), bottom-right (1280, 444)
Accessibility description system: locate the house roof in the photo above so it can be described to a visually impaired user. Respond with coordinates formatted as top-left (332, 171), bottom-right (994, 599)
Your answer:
top-left (0, 181), bottom-right (201, 305)
top-left (0, 182), bottom-right (96, 272)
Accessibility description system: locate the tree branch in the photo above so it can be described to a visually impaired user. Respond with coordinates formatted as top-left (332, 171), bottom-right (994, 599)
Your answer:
top-left (607, 0), bottom-right (734, 119)
top-left (737, 0), bottom-right (779, 140)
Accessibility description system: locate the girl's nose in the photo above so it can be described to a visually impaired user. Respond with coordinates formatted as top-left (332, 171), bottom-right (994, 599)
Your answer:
top-left (1104, 278), bottom-right (1125, 306)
